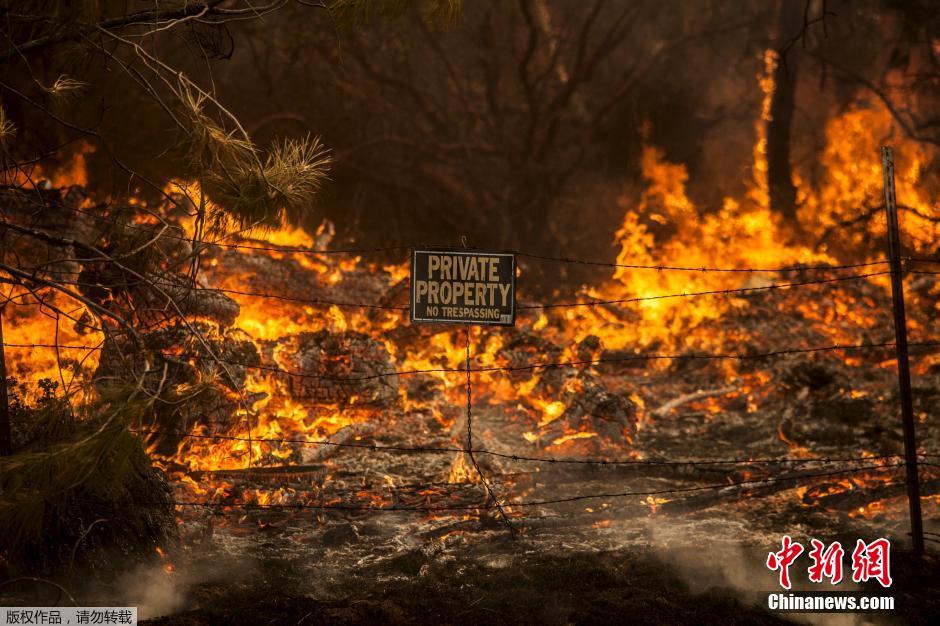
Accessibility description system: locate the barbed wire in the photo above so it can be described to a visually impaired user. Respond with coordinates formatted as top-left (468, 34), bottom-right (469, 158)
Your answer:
top-left (463, 325), bottom-right (516, 534)
top-left (4, 207), bottom-right (938, 529)
top-left (906, 256), bottom-right (940, 266)
top-left (514, 251), bottom-right (890, 274)
top-left (519, 271), bottom-right (890, 310)
top-left (161, 269), bottom-right (888, 313)
top-left (129, 427), bottom-right (940, 467)
top-left (52, 206), bottom-right (415, 256)
top-left (6, 339), bottom-right (940, 383)
top-left (163, 282), bottom-right (409, 311)
top-left (2, 210), bottom-right (898, 274)
top-left (1, 255), bottom-right (890, 316)
top-left (0, 273), bottom-right (408, 313)
top-left (120, 463), bottom-right (927, 513)
top-left (11, 331), bottom-right (936, 474)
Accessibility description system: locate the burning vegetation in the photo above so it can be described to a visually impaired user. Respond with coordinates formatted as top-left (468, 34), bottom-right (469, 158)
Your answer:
top-left (1, 0), bottom-right (939, 622)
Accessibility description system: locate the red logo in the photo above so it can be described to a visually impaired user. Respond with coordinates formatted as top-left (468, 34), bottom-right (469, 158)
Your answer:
top-left (807, 539), bottom-right (845, 585)
top-left (766, 535), bottom-right (804, 590)
top-left (851, 538), bottom-right (892, 588)
top-left (766, 537), bottom-right (892, 589)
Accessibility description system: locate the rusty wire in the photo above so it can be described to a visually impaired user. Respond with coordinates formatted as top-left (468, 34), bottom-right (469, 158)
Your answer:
top-left (463, 325), bottom-right (516, 535)
top-left (0, 252), bottom-right (892, 314)
top-left (6, 339), bottom-right (940, 384)
top-left (125, 427), bottom-right (939, 467)
top-left (81, 462), bottom-right (935, 514)
top-left (4, 209), bottom-right (939, 526)
top-left (3, 211), bottom-right (895, 273)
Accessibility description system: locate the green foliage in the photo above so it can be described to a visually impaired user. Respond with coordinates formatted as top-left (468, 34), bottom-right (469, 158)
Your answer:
top-left (179, 90), bottom-right (331, 231)
top-left (0, 383), bottom-right (173, 570)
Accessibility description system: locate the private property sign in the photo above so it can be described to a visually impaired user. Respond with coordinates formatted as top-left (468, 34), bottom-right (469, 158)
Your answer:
top-left (410, 249), bottom-right (515, 326)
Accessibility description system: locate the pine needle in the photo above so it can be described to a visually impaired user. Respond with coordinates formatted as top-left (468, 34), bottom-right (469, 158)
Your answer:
top-left (42, 75), bottom-right (88, 101)
top-left (0, 103), bottom-right (16, 151)
top-left (0, 384), bottom-right (173, 568)
top-left (178, 89), bottom-right (331, 231)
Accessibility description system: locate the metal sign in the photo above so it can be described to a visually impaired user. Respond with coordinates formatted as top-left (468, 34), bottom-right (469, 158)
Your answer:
top-left (410, 249), bottom-right (515, 326)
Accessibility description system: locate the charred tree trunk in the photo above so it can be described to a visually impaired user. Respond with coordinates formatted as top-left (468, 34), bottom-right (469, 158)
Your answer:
top-left (0, 312), bottom-right (11, 456)
top-left (766, 0), bottom-right (803, 226)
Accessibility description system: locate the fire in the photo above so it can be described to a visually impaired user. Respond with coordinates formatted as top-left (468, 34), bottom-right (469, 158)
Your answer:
top-left (645, 495), bottom-right (669, 514)
top-left (155, 546), bottom-right (174, 574)
top-left (447, 454), bottom-right (481, 485)
top-left (6, 49), bottom-right (939, 522)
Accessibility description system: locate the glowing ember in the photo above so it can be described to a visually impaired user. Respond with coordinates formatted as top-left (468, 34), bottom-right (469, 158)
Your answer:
top-left (5, 49), bottom-right (939, 523)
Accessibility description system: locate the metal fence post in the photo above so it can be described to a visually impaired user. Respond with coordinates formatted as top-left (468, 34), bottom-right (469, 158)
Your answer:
top-left (880, 145), bottom-right (924, 559)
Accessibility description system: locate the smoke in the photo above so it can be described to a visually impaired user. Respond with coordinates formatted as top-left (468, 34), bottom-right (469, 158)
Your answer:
top-left (113, 550), bottom-right (258, 620)
top-left (645, 518), bottom-right (868, 626)
top-left (115, 563), bottom-right (185, 620)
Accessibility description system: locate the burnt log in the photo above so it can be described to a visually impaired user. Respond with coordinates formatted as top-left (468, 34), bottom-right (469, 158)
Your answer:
top-left (658, 465), bottom-right (907, 514)
top-left (491, 330), bottom-right (637, 449)
top-left (276, 329), bottom-right (399, 409)
top-left (0, 185), bottom-right (96, 283)
top-left (776, 390), bottom-right (893, 452)
top-left (300, 423), bottom-right (373, 464)
top-left (141, 274), bottom-right (241, 327)
top-left (651, 386), bottom-right (738, 418)
top-left (773, 356), bottom-right (845, 392)
top-left (802, 476), bottom-right (940, 510)
top-left (208, 246), bottom-right (399, 313)
top-left (95, 322), bottom-right (260, 454)
top-left (530, 372), bottom-right (638, 449)
top-left (494, 328), bottom-right (565, 384)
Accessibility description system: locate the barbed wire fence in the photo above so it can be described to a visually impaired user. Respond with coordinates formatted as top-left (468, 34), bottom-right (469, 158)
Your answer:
top-left (1, 169), bottom-right (938, 549)
top-left (5, 337), bottom-right (937, 518)
top-left (2, 243), bottom-right (939, 528)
